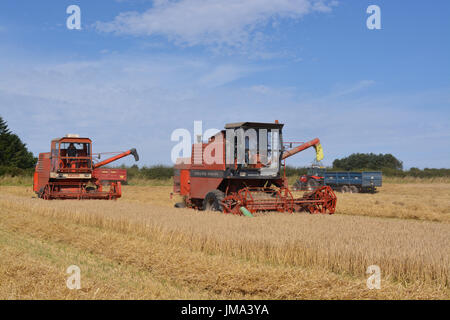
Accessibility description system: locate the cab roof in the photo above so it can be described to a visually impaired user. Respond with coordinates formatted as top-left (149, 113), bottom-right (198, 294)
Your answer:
top-left (224, 122), bottom-right (284, 130)
top-left (51, 137), bottom-right (92, 143)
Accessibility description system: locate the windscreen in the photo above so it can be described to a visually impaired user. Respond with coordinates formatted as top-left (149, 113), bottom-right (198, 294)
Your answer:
top-left (226, 127), bottom-right (282, 176)
top-left (59, 142), bottom-right (91, 170)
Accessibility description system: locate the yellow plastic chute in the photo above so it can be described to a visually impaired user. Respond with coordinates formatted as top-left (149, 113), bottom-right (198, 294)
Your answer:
top-left (314, 143), bottom-right (324, 161)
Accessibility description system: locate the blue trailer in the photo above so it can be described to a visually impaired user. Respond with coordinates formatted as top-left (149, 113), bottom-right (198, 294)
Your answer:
top-left (293, 168), bottom-right (382, 193)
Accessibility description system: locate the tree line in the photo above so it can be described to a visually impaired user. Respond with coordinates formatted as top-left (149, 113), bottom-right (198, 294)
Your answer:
top-left (119, 152), bottom-right (450, 179)
top-left (0, 115), bottom-right (449, 179)
top-left (0, 116), bottom-right (36, 176)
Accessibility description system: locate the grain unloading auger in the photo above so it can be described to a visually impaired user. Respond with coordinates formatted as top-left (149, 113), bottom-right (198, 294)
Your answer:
top-left (33, 134), bottom-right (139, 200)
top-left (173, 122), bottom-right (336, 215)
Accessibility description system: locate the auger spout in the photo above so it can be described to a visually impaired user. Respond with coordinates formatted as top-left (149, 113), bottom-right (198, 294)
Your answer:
top-left (281, 138), bottom-right (323, 161)
top-left (93, 148), bottom-right (139, 169)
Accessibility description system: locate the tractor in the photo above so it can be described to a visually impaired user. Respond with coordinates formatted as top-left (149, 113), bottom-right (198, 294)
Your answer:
top-left (33, 134), bottom-right (139, 200)
top-left (173, 121), bottom-right (336, 215)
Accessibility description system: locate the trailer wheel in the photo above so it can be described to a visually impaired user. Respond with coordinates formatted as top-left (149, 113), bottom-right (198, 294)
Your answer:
top-left (203, 190), bottom-right (225, 212)
top-left (341, 185), bottom-right (350, 193)
top-left (350, 186), bottom-right (359, 193)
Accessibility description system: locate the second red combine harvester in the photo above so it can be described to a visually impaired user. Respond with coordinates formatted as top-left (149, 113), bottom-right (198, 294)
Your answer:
top-left (174, 121), bottom-right (336, 215)
top-left (33, 134), bottom-right (139, 200)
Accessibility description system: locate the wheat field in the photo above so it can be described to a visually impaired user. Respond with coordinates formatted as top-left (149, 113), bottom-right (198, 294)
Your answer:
top-left (0, 182), bottom-right (449, 299)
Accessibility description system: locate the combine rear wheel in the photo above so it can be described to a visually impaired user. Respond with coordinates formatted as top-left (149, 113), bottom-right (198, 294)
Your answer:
top-left (341, 185), bottom-right (350, 193)
top-left (307, 179), bottom-right (319, 191)
top-left (203, 190), bottom-right (225, 212)
top-left (350, 186), bottom-right (359, 193)
top-left (292, 181), bottom-right (301, 191)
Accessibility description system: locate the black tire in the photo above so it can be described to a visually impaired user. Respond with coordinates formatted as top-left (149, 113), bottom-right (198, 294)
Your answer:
top-left (350, 185), bottom-right (359, 193)
top-left (174, 202), bottom-right (186, 208)
top-left (37, 187), bottom-right (45, 199)
top-left (203, 190), bottom-right (225, 212)
top-left (307, 179), bottom-right (319, 191)
top-left (341, 185), bottom-right (350, 193)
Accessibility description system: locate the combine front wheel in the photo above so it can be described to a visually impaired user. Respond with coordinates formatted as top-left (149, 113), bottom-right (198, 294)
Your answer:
top-left (41, 185), bottom-right (51, 200)
top-left (37, 187), bottom-right (45, 199)
top-left (174, 202), bottom-right (186, 208)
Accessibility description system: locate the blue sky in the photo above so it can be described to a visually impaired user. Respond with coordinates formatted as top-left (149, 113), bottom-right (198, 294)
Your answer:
top-left (0, 0), bottom-right (449, 169)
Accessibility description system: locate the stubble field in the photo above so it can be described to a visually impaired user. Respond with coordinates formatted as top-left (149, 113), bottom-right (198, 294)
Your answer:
top-left (0, 180), bottom-right (449, 299)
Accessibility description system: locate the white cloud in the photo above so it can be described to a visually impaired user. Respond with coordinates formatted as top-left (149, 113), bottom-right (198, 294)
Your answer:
top-left (1, 54), bottom-right (449, 169)
top-left (198, 65), bottom-right (248, 87)
top-left (96, 0), bottom-right (337, 48)
top-left (248, 85), bottom-right (296, 97)
top-left (0, 55), bottom-right (260, 165)
top-left (331, 80), bottom-right (376, 97)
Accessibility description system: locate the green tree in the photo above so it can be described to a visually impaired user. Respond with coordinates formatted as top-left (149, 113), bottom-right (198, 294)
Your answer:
top-left (0, 117), bottom-right (10, 135)
top-left (333, 153), bottom-right (403, 171)
top-left (0, 116), bottom-right (37, 169)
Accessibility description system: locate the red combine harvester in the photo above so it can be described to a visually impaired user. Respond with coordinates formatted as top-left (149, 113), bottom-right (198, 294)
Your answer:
top-left (33, 134), bottom-right (139, 200)
top-left (173, 122), bottom-right (336, 215)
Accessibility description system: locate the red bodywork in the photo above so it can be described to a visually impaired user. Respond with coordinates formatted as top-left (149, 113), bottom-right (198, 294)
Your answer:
top-left (173, 122), bottom-right (336, 215)
top-left (92, 168), bottom-right (127, 183)
top-left (33, 136), bottom-right (138, 200)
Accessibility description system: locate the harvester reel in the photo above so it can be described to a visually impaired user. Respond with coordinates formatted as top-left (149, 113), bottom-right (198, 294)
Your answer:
top-left (221, 186), bottom-right (296, 215)
top-left (221, 185), bottom-right (336, 216)
top-left (221, 193), bottom-right (243, 215)
top-left (300, 186), bottom-right (337, 214)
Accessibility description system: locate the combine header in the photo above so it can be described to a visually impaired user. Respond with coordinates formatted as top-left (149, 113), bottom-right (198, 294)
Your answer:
top-left (173, 122), bottom-right (336, 215)
top-left (33, 134), bottom-right (139, 200)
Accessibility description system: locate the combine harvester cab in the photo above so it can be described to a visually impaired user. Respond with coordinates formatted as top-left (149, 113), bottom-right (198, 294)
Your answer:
top-left (33, 134), bottom-right (139, 200)
top-left (173, 122), bottom-right (336, 215)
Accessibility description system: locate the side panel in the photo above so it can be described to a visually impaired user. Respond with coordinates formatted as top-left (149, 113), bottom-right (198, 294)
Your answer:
top-left (324, 172), bottom-right (363, 186)
top-left (362, 172), bottom-right (382, 187)
top-left (323, 172), bottom-right (338, 186)
top-left (180, 169), bottom-right (190, 196)
top-left (348, 172), bottom-right (362, 185)
top-left (173, 161), bottom-right (191, 195)
top-left (173, 169), bottom-right (181, 194)
top-left (92, 168), bottom-right (127, 183)
top-left (189, 177), bottom-right (223, 199)
top-left (33, 153), bottom-right (51, 192)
